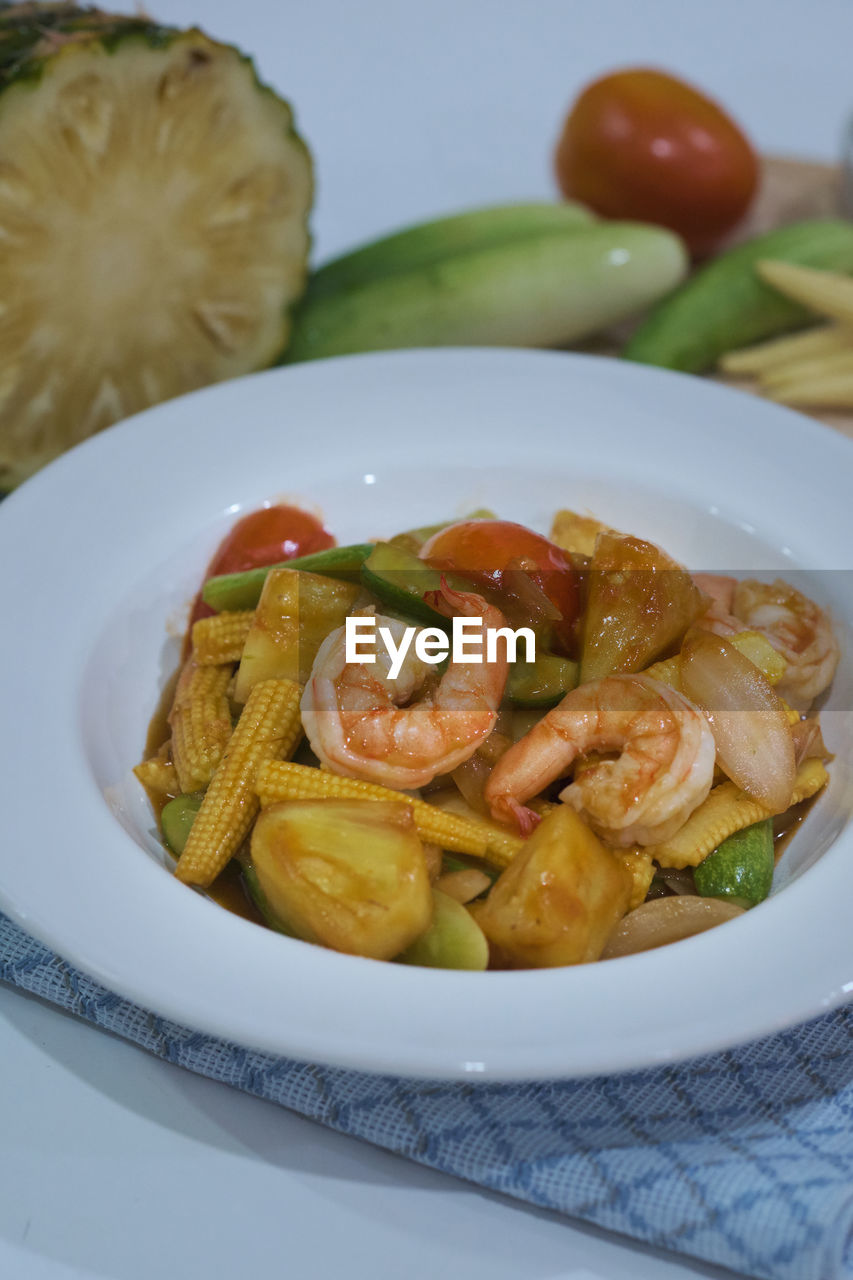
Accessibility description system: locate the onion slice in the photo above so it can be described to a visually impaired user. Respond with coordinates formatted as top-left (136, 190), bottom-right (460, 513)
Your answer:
top-left (680, 629), bottom-right (796, 813)
top-left (602, 896), bottom-right (745, 958)
top-left (791, 717), bottom-right (828, 766)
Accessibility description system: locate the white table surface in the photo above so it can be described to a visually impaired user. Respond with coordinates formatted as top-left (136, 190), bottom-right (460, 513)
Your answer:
top-left (8, 1), bottom-right (853, 1276)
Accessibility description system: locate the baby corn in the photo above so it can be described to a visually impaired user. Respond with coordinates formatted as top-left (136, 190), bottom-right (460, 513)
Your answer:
top-left (719, 323), bottom-right (849, 375)
top-left (175, 678), bottom-right (303, 887)
top-left (645, 758), bottom-right (828, 870)
top-left (134, 750), bottom-right (179, 797)
top-left (192, 610), bottom-right (255, 665)
top-left (757, 260), bottom-right (853, 326)
top-left (255, 761), bottom-right (524, 867)
top-left (611, 847), bottom-right (656, 911)
top-left (720, 262), bottom-right (853, 409)
top-left (169, 660), bottom-right (234, 793)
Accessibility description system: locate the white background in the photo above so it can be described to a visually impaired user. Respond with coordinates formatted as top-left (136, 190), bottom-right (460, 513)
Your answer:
top-left (6, 1), bottom-right (853, 1277)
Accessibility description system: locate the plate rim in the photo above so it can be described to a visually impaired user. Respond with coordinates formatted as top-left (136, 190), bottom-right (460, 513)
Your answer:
top-left (2, 346), bottom-right (852, 1081)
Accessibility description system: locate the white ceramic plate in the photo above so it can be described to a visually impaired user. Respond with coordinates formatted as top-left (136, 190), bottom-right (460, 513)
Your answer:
top-left (2, 348), bottom-right (852, 1080)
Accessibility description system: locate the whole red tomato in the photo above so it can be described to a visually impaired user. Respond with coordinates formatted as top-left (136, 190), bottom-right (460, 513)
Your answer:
top-left (421, 519), bottom-right (581, 654)
top-left (554, 68), bottom-right (758, 255)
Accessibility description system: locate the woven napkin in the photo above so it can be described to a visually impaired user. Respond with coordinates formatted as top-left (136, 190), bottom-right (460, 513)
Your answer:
top-left (2, 911), bottom-right (852, 1280)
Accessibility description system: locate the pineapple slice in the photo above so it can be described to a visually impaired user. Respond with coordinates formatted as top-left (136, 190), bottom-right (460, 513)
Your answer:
top-left (233, 567), bottom-right (361, 703)
top-left (0, 6), bottom-right (312, 486)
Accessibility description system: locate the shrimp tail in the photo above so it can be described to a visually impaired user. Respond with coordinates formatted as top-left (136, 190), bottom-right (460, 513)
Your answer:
top-left (511, 800), bottom-right (541, 838)
top-left (424, 576), bottom-right (484, 618)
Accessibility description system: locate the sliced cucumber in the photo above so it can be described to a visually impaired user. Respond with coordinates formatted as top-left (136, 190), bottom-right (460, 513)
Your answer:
top-left (242, 864), bottom-right (297, 936)
top-left (161, 793), bottom-right (203, 856)
top-left (507, 653), bottom-right (578, 706)
top-left (693, 819), bottom-right (774, 908)
top-left (361, 542), bottom-right (465, 627)
top-left (203, 543), bottom-right (374, 612)
top-left (397, 889), bottom-right (489, 970)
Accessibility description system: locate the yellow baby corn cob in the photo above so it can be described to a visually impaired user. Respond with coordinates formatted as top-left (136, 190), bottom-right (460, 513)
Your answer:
top-left (255, 761), bottom-right (524, 867)
top-left (760, 347), bottom-right (853, 394)
top-left (719, 323), bottom-right (849, 375)
top-left (645, 758), bottom-right (828, 870)
top-left (757, 260), bottom-right (853, 326)
top-left (175, 678), bottom-right (303, 887)
top-left (169, 661), bottom-right (234, 793)
top-left (765, 369), bottom-right (853, 408)
top-left (134, 751), bottom-right (179, 797)
top-left (192, 610), bottom-right (255, 665)
top-left (611, 847), bottom-right (656, 911)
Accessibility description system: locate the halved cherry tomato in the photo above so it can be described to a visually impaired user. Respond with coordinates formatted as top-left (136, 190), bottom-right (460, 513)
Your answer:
top-left (203, 505), bottom-right (334, 578)
top-left (554, 69), bottom-right (758, 255)
top-left (188, 505), bottom-right (335, 631)
top-left (421, 519), bottom-right (581, 654)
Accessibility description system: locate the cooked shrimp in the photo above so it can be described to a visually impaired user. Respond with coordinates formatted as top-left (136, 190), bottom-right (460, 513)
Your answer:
top-left (300, 584), bottom-right (509, 789)
top-left (485, 674), bottom-right (715, 846)
top-left (693, 573), bottom-right (741, 637)
top-left (732, 579), bottom-right (840, 711)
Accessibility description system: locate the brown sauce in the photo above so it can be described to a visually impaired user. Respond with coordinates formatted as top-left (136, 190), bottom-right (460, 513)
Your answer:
top-left (144, 665), bottom-right (180, 759)
top-left (207, 859), bottom-right (264, 925)
top-left (773, 793), bottom-right (819, 863)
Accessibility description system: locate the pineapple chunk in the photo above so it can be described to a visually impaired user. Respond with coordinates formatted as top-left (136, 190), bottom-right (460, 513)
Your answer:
top-left (581, 532), bottom-right (706, 682)
top-left (474, 806), bottom-right (631, 967)
top-left (234, 567), bottom-right (360, 702)
top-left (250, 800), bottom-right (432, 960)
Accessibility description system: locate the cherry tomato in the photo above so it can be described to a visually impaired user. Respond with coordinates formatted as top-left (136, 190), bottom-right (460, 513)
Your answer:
top-left (421, 519), bottom-right (581, 654)
top-left (554, 69), bottom-right (758, 255)
top-left (204, 505), bottom-right (334, 579)
top-left (188, 505), bottom-right (335, 631)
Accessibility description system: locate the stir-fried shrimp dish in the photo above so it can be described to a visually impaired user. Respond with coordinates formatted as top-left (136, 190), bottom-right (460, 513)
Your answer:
top-left (136, 504), bottom-right (838, 969)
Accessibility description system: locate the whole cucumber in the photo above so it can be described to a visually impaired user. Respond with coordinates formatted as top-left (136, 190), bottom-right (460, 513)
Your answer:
top-left (624, 218), bottom-right (853, 373)
top-left (306, 201), bottom-right (595, 300)
top-left (286, 222), bottom-right (688, 362)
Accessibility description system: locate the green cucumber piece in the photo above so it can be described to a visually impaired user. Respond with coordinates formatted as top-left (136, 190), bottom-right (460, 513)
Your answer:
top-left (161, 793), bottom-right (203, 857)
top-left (242, 865), bottom-right (298, 937)
top-left (285, 222), bottom-right (688, 362)
top-left (202, 543), bottom-right (374, 612)
top-left (624, 219), bottom-right (853, 373)
top-left (693, 819), bottom-right (774, 908)
top-left (442, 854), bottom-right (499, 885)
top-left (361, 542), bottom-right (468, 627)
top-left (397, 889), bottom-right (489, 970)
top-left (507, 653), bottom-right (578, 707)
top-left (304, 202), bottom-right (594, 300)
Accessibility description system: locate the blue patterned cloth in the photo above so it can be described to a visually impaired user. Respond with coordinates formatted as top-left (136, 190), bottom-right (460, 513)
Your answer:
top-left (2, 912), bottom-right (852, 1280)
